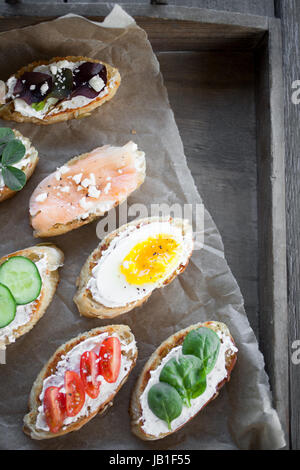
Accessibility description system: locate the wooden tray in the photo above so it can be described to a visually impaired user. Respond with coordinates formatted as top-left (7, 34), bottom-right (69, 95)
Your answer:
top-left (0, 4), bottom-right (289, 445)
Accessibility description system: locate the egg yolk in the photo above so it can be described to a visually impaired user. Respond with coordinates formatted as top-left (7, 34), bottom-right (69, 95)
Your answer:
top-left (120, 235), bottom-right (181, 285)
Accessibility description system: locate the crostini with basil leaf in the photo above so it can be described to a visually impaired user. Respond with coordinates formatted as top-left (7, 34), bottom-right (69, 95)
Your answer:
top-left (130, 321), bottom-right (238, 440)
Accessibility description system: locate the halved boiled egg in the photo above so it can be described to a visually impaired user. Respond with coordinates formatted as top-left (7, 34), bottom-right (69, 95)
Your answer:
top-left (87, 217), bottom-right (193, 309)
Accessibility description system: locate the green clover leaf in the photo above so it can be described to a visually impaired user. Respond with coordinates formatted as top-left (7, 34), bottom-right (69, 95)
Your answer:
top-left (2, 166), bottom-right (26, 191)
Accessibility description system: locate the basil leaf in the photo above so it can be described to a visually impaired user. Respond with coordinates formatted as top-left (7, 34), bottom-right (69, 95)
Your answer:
top-left (159, 358), bottom-right (186, 403)
top-left (176, 355), bottom-right (206, 404)
top-left (2, 140), bottom-right (26, 165)
top-left (148, 383), bottom-right (182, 430)
top-left (182, 327), bottom-right (220, 374)
top-left (0, 143), bottom-right (7, 155)
top-left (2, 166), bottom-right (26, 191)
top-left (160, 355), bottom-right (206, 407)
top-left (0, 127), bottom-right (15, 145)
top-left (49, 68), bottom-right (73, 99)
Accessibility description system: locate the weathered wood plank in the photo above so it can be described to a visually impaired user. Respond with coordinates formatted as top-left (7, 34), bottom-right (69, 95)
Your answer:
top-left (255, 20), bottom-right (289, 445)
top-left (0, 14), bottom-right (268, 51)
top-left (2, 0), bottom-right (64, 3)
top-left (0, 0), bottom-right (275, 17)
top-left (0, 2), bottom-right (274, 24)
top-left (275, 0), bottom-right (300, 451)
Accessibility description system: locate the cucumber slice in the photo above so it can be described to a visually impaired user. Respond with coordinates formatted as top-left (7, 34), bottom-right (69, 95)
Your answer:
top-left (0, 283), bottom-right (16, 327)
top-left (0, 256), bottom-right (42, 305)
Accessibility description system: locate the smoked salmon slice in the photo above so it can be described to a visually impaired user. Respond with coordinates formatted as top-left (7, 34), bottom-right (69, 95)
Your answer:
top-left (29, 142), bottom-right (146, 237)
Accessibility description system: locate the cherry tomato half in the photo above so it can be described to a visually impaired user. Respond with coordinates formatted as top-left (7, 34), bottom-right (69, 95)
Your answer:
top-left (57, 386), bottom-right (67, 411)
top-left (64, 370), bottom-right (85, 417)
top-left (43, 386), bottom-right (66, 433)
top-left (80, 350), bottom-right (101, 399)
top-left (98, 337), bottom-right (121, 383)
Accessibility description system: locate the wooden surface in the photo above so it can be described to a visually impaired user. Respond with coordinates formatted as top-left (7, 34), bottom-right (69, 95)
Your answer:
top-left (0, 0), bottom-right (275, 17)
top-left (0, 0), bottom-right (298, 450)
top-left (275, 0), bottom-right (300, 452)
top-left (0, 0), bottom-right (274, 17)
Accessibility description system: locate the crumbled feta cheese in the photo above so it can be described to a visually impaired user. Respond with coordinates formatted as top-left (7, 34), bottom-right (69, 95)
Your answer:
top-left (89, 173), bottom-right (96, 186)
top-left (40, 82), bottom-right (49, 95)
top-left (30, 84), bottom-right (36, 91)
top-left (56, 60), bottom-right (72, 69)
top-left (50, 65), bottom-right (58, 75)
top-left (60, 186), bottom-right (70, 193)
top-left (88, 75), bottom-right (105, 93)
top-left (79, 197), bottom-right (93, 210)
top-left (72, 173), bottom-right (83, 185)
top-left (81, 178), bottom-right (91, 188)
top-left (60, 166), bottom-right (69, 175)
top-left (55, 165), bottom-right (69, 181)
top-left (81, 173), bottom-right (96, 188)
top-left (35, 193), bottom-right (48, 203)
top-left (103, 182), bottom-right (111, 194)
top-left (88, 185), bottom-right (101, 199)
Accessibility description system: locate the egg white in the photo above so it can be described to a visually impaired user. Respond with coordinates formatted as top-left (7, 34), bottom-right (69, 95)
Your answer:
top-left (87, 220), bottom-right (193, 308)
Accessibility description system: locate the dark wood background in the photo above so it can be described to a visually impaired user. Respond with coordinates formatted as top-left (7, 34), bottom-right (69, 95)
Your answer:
top-left (0, 0), bottom-right (299, 449)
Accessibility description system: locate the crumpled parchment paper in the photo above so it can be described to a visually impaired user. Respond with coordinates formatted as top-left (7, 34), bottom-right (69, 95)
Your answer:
top-left (0, 5), bottom-right (285, 450)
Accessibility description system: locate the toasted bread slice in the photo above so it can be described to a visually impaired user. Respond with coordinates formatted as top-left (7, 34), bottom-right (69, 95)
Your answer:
top-left (0, 56), bottom-right (120, 125)
top-left (74, 217), bottom-right (193, 320)
top-left (0, 129), bottom-right (39, 203)
top-left (29, 142), bottom-right (146, 238)
top-left (23, 324), bottom-right (137, 440)
top-left (130, 321), bottom-right (237, 440)
top-left (0, 244), bottom-right (64, 348)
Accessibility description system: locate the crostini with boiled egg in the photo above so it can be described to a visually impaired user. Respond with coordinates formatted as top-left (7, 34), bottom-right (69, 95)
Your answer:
top-left (0, 56), bottom-right (120, 125)
top-left (130, 321), bottom-right (237, 440)
top-left (23, 325), bottom-right (137, 440)
top-left (0, 244), bottom-right (63, 349)
top-left (74, 216), bottom-right (194, 319)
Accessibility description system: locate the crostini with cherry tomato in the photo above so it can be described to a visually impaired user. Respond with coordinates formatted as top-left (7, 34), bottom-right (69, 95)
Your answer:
top-left (23, 325), bottom-right (137, 439)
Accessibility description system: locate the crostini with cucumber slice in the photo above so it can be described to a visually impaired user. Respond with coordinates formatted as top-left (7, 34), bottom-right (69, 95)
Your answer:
top-left (0, 127), bottom-right (39, 203)
top-left (130, 321), bottom-right (238, 440)
top-left (0, 244), bottom-right (64, 348)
